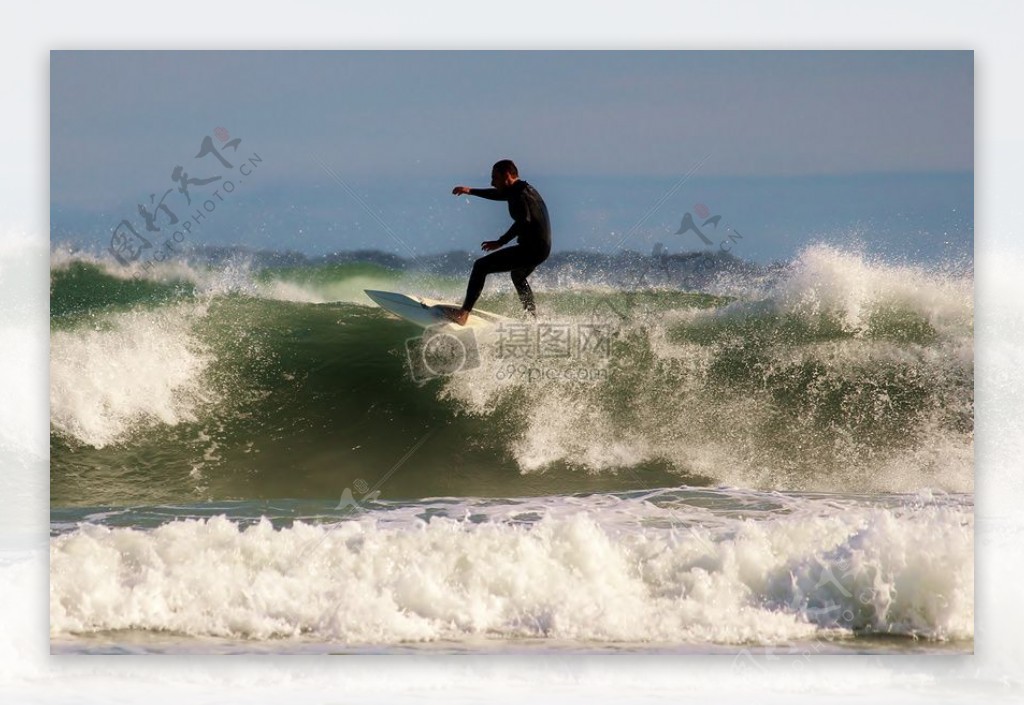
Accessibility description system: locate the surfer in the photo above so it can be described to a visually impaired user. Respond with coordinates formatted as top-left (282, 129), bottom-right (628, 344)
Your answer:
top-left (445, 159), bottom-right (551, 325)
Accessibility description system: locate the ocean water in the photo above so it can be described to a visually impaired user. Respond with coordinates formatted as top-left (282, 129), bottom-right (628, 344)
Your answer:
top-left (48, 244), bottom-right (974, 653)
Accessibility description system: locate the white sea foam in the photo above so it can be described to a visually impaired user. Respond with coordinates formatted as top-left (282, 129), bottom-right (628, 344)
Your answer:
top-left (50, 495), bottom-right (973, 644)
top-left (49, 303), bottom-right (216, 448)
top-left (439, 245), bottom-right (973, 492)
top-left (723, 244), bottom-right (973, 339)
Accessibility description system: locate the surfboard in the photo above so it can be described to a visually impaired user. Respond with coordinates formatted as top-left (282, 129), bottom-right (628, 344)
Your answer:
top-left (364, 290), bottom-right (508, 330)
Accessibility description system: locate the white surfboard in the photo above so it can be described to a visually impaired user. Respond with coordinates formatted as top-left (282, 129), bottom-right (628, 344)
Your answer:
top-left (364, 290), bottom-right (509, 330)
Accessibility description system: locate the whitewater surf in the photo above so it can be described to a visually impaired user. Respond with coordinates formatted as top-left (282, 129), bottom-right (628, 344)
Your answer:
top-left (48, 244), bottom-right (974, 653)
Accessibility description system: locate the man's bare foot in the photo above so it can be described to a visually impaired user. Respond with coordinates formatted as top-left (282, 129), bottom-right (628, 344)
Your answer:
top-left (440, 307), bottom-right (470, 326)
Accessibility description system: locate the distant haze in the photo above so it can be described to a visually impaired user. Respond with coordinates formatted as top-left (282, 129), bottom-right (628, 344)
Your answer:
top-left (51, 51), bottom-right (973, 262)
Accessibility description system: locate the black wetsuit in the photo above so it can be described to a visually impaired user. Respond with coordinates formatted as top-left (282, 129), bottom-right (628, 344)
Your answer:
top-left (462, 180), bottom-right (551, 313)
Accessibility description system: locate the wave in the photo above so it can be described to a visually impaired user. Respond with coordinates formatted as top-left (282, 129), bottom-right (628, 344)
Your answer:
top-left (49, 245), bottom-right (974, 503)
top-left (439, 245), bottom-right (973, 491)
top-left (50, 302), bottom-right (216, 448)
top-left (50, 246), bottom-right (415, 313)
top-left (49, 490), bottom-right (974, 644)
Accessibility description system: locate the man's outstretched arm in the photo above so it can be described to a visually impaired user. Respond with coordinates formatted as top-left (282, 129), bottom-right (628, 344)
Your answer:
top-left (451, 185), bottom-right (509, 201)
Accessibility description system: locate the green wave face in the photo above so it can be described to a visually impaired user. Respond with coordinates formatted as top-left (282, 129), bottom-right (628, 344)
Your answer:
top-left (50, 250), bottom-right (974, 505)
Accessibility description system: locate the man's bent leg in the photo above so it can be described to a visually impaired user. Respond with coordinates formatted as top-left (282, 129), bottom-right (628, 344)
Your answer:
top-left (461, 247), bottom-right (524, 312)
top-left (511, 267), bottom-right (537, 313)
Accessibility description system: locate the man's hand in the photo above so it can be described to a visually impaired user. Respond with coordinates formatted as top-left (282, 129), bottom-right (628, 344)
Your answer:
top-left (452, 186), bottom-right (471, 196)
top-left (481, 240), bottom-right (502, 252)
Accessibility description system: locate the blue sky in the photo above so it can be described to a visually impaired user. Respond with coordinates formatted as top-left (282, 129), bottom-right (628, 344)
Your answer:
top-left (51, 51), bottom-right (973, 260)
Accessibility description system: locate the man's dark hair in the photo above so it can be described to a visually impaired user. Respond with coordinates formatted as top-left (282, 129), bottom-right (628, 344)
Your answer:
top-left (492, 159), bottom-right (518, 178)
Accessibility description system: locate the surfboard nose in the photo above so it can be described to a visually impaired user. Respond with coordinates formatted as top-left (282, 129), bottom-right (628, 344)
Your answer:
top-left (364, 289), bottom-right (389, 306)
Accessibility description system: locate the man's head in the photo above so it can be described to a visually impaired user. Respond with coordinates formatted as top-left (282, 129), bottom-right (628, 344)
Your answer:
top-left (490, 159), bottom-right (519, 190)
